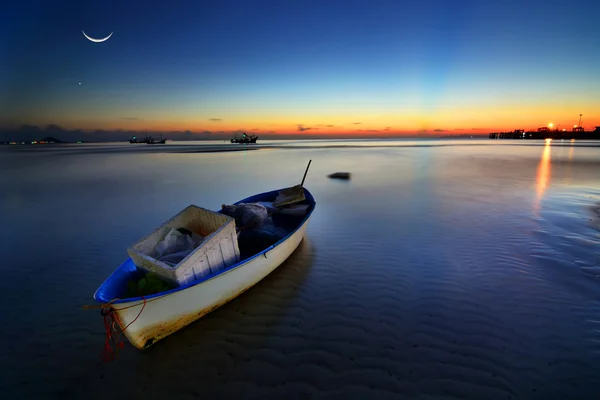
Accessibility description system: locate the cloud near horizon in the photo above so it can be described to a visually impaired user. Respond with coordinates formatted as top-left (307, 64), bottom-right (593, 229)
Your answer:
top-left (209, 118), bottom-right (222, 121)
top-left (297, 124), bottom-right (311, 131)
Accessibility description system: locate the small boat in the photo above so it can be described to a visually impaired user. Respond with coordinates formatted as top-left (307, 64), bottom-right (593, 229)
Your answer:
top-left (129, 135), bottom-right (145, 143)
top-left (91, 185), bottom-right (315, 351)
top-left (129, 135), bottom-right (167, 144)
top-left (231, 133), bottom-right (258, 144)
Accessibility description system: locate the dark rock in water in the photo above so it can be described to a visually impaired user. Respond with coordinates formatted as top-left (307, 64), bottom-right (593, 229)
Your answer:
top-left (328, 172), bottom-right (351, 180)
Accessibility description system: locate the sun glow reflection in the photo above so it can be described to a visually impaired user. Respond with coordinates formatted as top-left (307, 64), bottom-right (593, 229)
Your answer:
top-left (535, 140), bottom-right (552, 212)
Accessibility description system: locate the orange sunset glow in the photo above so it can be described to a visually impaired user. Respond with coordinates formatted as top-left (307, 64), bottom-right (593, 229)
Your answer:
top-left (5, 103), bottom-right (598, 139)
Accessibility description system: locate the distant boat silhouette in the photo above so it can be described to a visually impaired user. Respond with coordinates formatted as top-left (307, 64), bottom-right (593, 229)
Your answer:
top-left (231, 133), bottom-right (258, 144)
top-left (130, 135), bottom-right (167, 144)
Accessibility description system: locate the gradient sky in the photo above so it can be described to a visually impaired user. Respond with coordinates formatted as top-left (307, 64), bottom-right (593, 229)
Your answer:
top-left (2, 0), bottom-right (600, 137)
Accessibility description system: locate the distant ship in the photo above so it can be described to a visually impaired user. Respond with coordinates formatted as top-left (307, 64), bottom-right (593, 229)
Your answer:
top-left (130, 135), bottom-right (167, 144)
top-left (231, 133), bottom-right (258, 144)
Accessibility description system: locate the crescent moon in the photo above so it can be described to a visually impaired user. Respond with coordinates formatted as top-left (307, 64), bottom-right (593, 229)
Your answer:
top-left (82, 30), bottom-right (113, 43)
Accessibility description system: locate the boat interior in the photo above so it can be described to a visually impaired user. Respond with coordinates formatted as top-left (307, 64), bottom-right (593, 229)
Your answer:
top-left (94, 187), bottom-right (316, 304)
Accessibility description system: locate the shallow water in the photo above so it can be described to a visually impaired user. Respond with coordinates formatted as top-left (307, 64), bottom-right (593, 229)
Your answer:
top-left (1, 139), bottom-right (599, 399)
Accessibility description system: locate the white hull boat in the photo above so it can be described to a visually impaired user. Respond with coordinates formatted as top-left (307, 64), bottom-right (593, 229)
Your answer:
top-left (91, 186), bottom-right (316, 351)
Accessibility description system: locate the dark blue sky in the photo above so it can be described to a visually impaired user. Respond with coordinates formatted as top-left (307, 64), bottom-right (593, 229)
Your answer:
top-left (2, 0), bottom-right (599, 136)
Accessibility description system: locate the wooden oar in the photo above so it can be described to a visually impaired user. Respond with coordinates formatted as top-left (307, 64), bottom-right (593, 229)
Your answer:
top-left (301, 159), bottom-right (312, 186)
top-left (273, 159), bottom-right (312, 207)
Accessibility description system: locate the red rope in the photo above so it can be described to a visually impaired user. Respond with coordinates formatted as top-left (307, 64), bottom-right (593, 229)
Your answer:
top-left (101, 310), bottom-right (123, 362)
top-left (100, 296), bottom-right (147, 362)
top-left (117, 296), bottom-right (147, 334)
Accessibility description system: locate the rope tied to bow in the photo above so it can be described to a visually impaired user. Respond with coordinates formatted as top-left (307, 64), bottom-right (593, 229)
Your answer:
top-left (83, 296), bottom-right (147, 362)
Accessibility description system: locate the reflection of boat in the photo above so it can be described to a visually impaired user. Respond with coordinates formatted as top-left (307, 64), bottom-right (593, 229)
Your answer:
top-left (147, 138), bottom-right (166, 144)
top-left (231, 132), bottom-right (258, 144)
top-left (91, 185), bottom-right (315, 351)
top-left (130, 135), bottom-right (167, 144)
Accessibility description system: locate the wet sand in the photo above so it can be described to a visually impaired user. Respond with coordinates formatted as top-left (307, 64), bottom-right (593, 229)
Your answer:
top-left (1, 140), bottom-right (599, 399)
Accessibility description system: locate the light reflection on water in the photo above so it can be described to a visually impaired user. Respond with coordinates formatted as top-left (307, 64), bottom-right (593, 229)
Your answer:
top-left (535, 139), bottom-right (553, 212)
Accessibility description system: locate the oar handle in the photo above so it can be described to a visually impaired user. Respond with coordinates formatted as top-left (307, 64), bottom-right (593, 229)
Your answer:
top-left (300, 159), bottom-right (312, 187)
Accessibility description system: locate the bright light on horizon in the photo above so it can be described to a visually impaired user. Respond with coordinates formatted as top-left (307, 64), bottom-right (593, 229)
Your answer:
top-left (548, 122), bottom-right (554, 128)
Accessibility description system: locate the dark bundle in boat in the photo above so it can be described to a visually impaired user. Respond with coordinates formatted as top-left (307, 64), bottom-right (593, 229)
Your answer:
top-left (221, 158), bottom-right (312, 258)
top-left (220, 202), bottom-right (288, 258)
top-left (221, 203), bottom-right (272, 229)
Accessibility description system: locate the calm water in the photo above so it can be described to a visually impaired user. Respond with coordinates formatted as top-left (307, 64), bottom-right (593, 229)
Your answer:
top-left (1, 139), bottom-right (599, 399)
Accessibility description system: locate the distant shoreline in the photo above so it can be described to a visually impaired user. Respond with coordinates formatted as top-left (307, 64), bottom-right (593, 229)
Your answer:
top-left (3, 136), bottom-right (600, 150)
top-left (0, 135), bottom-right (495, 145)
